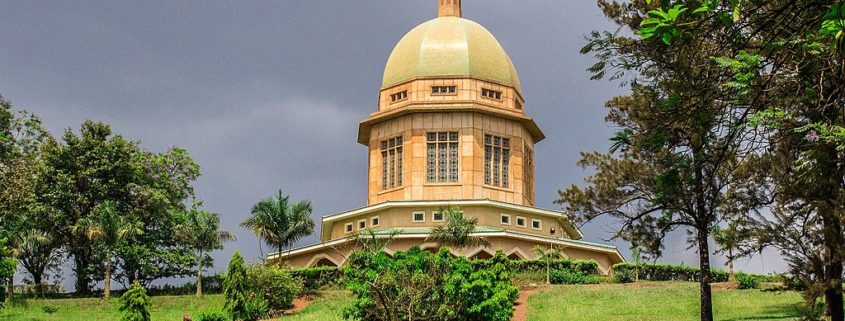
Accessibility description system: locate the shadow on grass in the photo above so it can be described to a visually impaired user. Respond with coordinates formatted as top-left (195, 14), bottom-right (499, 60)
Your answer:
top-left (722, 302), bottom-right (808, 321)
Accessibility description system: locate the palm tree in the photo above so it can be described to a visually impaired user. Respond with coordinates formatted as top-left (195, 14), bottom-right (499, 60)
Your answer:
top-left (241, 190), bottom-right (315, 264)
top-left (533, 245), bottom-right (563, 285)
top-left (174, 208), bottom-right (236, 297)
top-left (10, 229), bottom-right (53, 297)
top-left (426, 207), bottom-right (489, 252)
top-left (713, 221), bottom-right (744, 282)
top-left (71, 201), bottom-right (143, 299)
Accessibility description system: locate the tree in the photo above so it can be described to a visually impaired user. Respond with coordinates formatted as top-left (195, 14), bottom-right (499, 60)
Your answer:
top-left (119, 281), bottom-right (151, 321)
top-left (224, 250), bottom-right (249, 321)
top-left (174, 207), bottom-right (235, 297)
top-left (558, 2), bottom-right (762, 320)
top-left (9, 228), bottom-right (59, 296)
top-left (0, 238), bottom-right (16, 308)
top-left (72, 200), bottom-right (143, 299)
top-left (532, 245), bottom-right (563, 285)
top-left (0, 94), bottom-right (50, 298)
top-left (36, 121), bottom-right (200, 292)
top-left (426, 207), bottom-right (489, 251)
top-left (712, 222), bottom-right (744, 282)
top-left (241, 190), bottom-right (315, 262)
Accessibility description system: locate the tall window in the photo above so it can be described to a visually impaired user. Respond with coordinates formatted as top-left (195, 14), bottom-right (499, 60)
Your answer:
top-left (524, 147), bottom-right (534, 203)
top-left (381, 136), bottom-right (403, 190)
top-left (484, 134), bottom-right (510, 187)
top-left (427, 132), bottom-right (459, 183)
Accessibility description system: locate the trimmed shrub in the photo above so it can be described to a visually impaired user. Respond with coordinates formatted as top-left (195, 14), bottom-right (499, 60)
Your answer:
top-left (197, 311), bottom-right (227, 321)
top-left (247, 264), bottom-right (303, 313)
top-left (288, 266), bottom-right (342, 291)
top-left (473, 258), bottom-right (599, 275)
top-left (612, 263), bottom-right (729, 282)
top-left (550, 269), bottom-right (600, 285)
top-left (736, 273), bottom-right (760, 289)
top-left (612, 263), bottom-right (779, 285)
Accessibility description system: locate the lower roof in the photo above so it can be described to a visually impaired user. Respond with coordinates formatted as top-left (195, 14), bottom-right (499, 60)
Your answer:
top-left (320, 199), bottom-right (583, 241)
top-left (273, 225), bottom-right (624, 264)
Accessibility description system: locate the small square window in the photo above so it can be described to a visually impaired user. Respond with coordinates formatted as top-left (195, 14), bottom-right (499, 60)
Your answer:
top-left (345, 223), bottom-right (354, 234)
top-left (371, 216), bottom-right (380, 227)
top-left (358, 219), bottom-right (366, 230)
top-left (516, 216), bottom-right (526, 228)
top-left (500, 213), bottom-right (511, 225)
top-left (413, 211), bottom-right (426, 222)
top-left (432, 211), bottom-right (444, 222)
top-left (532, 219), bottom-right (542, 230)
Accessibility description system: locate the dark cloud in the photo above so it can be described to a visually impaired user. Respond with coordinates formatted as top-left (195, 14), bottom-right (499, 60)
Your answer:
top-left (1, 0), bottom-right (784, 288)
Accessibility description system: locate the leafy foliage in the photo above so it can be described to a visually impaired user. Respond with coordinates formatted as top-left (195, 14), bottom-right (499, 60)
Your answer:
top-left (223, 251), bottom-right (253, 321)
top-left (426, 207), bottom-right (489, 250)
top-left (119, 281), bottom-right (151, 321)
top-left (288, 266), bottom-right (343, 291)
top-left (735, 273), bottom-right (760, 290)
top-left (549, 270), bottom-right (600, 285)
top-left (198, 311), bottom-right (228, 321)
top-left (246, 263), bottom-right (303, 314)
top-left (174, 207), bottom-right (235, 297)
top-left (0, 238), bottom-right (17, 308)
top-left (342, 247), bottom-right (518, 321)
top-left (241, 190), bottom-right (315, 259)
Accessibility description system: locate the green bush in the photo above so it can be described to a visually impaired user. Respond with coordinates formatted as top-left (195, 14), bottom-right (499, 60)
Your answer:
top-left (119, 281), bottom-right (151, 321)
top-left (288, 266), bottom-right (342, 290)
top-left (550, 269), bottom-right (600, 285)
top-left (611, 263), bottom-right (779, 285)
top-left (242, 291), bottom-right (270, 321)
top-left (197, 311), bottom-right (227, 321)
top-left (247, 264), bottom-right (304, 312)
top-left (612, 263), bottom-right (729, 282)
top-left (736, 273), bottom-right (760, 289)
top-left (473, 258), bottom-right (599, 275)
top-left (343, 247), bottom-right (518, 321)
top-left (41, 305), bottom-right (59, 314)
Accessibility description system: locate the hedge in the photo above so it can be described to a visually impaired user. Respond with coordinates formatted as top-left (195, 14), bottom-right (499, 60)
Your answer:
top-left (288, 266), bottom-right (342, 291)
top-left (612, 263), bottom-right (780, 284)
top-left (472, 258), bottom-right (599, 275)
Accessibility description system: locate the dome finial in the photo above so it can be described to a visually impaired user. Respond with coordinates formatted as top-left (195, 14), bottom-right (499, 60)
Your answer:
top-left (438, 0), bottom-right (461, 17)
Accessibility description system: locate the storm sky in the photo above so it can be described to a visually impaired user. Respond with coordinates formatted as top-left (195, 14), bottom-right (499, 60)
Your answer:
top-left (1, 0), bottom-right (785, 288)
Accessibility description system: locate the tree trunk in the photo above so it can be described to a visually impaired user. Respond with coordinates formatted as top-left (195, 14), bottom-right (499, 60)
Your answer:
top-left (6, 275), bottom-right (13, 301)
top-left (698, 229), bottom-right (714, 321)
top-left (73, 251), bottom-right (92, 295)
top-left (196, 251), bottom-right (203, 297)
top-left (727, 248), bottom-right (735, 282)
top-left (822, 206), bottom-right (844, 321)
top-left (33, 272), bottom-right (44, 298)
top-left (103, 257), bottom-right (111, 300)
top-left (546, 260), bottom-right (551, 285)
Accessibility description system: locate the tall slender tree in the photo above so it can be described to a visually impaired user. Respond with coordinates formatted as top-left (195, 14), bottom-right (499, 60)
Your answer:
top-left (558, 2), bottom-right (764, 320)
top-left (426, 207), bottom-right (489, 251)
top-left (72, 200), bottom-right (143, 299)
top-left (712, 222), bottom-right (744, 282)
top-left (174, 207), bottom-right (235, 297)
top-left (532, 245), bottom-right (563, 285)
top-left (241, 190), bottom-right (315, 263)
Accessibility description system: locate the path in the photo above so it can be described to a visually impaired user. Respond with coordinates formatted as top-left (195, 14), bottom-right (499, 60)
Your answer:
top-left (512, 287), bottom-right (538, 321)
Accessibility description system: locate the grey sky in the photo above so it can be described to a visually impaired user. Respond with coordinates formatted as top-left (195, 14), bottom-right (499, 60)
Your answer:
top-left (1, 0), bottom-right (785, 288)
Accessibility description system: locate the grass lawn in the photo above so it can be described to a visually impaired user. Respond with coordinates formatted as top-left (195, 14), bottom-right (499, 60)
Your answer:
top-left (0, 283), bottom-right (805, 321)
top-left (527, 282), bottom-right (807, 321)
top-left (0, 294), bottom-right (225, 321)
top-left (0, 291), bottom-right (353, 321)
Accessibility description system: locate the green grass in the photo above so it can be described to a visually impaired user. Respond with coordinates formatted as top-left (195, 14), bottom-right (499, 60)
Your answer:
top-left (527, 282), bottom-right (807, 321)
top-left (0, 283), bottom-right (806, 321)
top-left (0, 291), bottom-right (353, 321)
top-left (0, 294), bottom-right (225, 321)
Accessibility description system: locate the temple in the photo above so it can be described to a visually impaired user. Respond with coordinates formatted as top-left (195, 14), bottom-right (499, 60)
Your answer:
top-left (271, 0), bottom-right (624, 274)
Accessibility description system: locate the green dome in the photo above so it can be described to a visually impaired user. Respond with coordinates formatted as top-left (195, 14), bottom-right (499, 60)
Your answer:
top-left (382, 16), bottom-right (521, 93)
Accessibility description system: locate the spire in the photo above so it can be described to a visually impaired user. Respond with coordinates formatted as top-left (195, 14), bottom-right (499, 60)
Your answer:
top-left (438, 0), bottom-right (462, 17)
